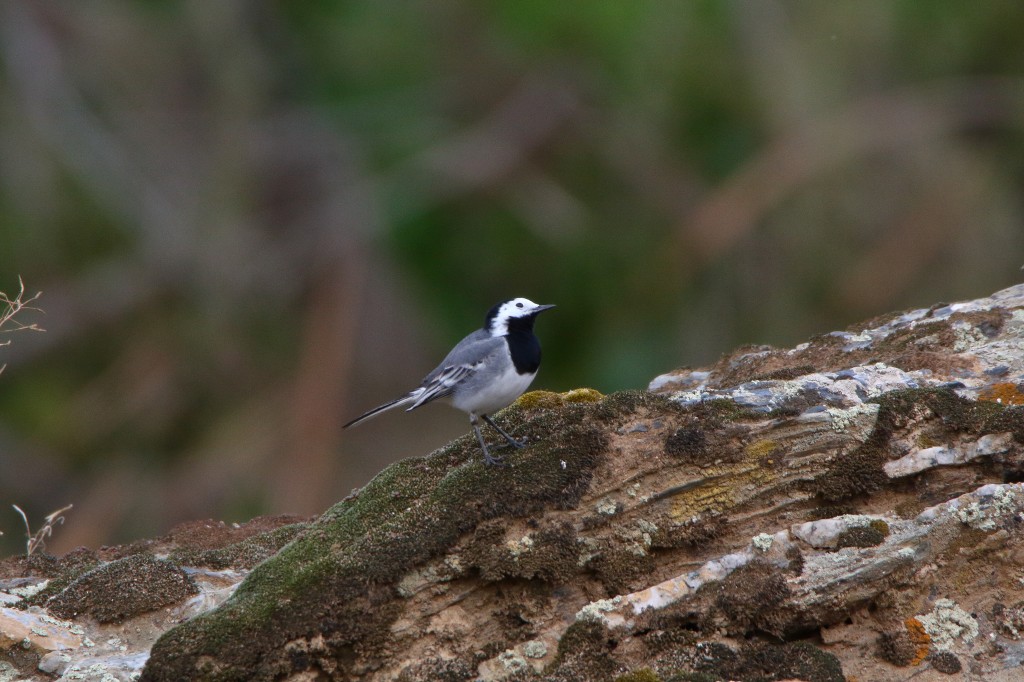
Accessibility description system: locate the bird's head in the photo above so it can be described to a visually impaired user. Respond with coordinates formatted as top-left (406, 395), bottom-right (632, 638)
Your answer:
top-left (485, 298), bottom-right (556, 336)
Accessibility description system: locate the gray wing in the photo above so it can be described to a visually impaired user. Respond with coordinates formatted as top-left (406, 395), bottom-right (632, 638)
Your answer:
top-left (408, 331), bottom-right (504, 410)
top-left (422, 329), bottom-right (494, 383)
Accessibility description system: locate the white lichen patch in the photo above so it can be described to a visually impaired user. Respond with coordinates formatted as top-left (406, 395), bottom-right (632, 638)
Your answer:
top-left (575, 596), bottom-right (623, 624)
top-left (994, 485), bottom-right (1019, 509)
top-left (917, 599), bottom-right (979, 650)
top-left (648, 370), bottom-right (710, 393)
top-left (636, 519), bottom-right (658, 537)
top-left (596, 498), bottom-right (618, 516)
top-left (952, 484), bottom-right (1022, 530)
top-left (836, 363), bottom-right (923, 400)
top-left (832, 330), bottom-right (873, 351)
top-left (951, 321), bottom-right (989, 353)
top-left (957, 501), bottom-right (995, 530)
top-left (497, 650), bottom-right (529, 673)
top-left (444, 555), bottom-right (463, 574)
top-left (8, 580), bottom-right (49, 600)
top-left (616, 521), bottom-right (656, 556)
top-left (752, 533), bottom-right (774, 552)
top-left (656, 284), bottom-right (1024, 419)
top-left (826, 403), bottom-right (879, 434)
top-left (506, 535), bottom-right (534, 558)
top-left (522, 640), bottom-right (548, 659)
top-left (668, 363), bottom-right (923, 414)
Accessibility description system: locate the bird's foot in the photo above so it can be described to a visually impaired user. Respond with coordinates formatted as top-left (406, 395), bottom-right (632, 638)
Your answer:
top-left (483, 451), bottom-right (507, 467)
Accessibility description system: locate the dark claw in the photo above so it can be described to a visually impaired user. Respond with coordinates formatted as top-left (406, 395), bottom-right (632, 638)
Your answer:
top-left (483, 452), bottom-right (507, 467)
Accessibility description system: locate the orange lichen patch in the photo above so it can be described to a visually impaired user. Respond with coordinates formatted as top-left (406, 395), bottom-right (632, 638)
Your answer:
top-left (904, 617), bottom-right (931, 666)
top-left (979, 382), bottom-right (1024, 406)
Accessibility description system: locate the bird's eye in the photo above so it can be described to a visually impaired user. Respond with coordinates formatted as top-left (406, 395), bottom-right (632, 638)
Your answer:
top-left (516, 302), bottom-right (524, 308)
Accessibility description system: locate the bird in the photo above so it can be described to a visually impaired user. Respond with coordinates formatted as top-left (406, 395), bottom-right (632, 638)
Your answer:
top-left (343, 297), bottom-right (555, 466)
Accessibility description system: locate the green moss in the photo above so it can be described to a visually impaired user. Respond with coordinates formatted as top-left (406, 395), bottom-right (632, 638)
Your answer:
top-left (878, 387), bottom-right (1006, 433)
top-left (664, 426), bottom-right (708, 460)
top-left (808, 505), bottom-right (857, 521)
top-left (712, 561), bottom-right (792, 635)
top-left (589, 389), bottom-right (681, 422)
top-left (813, 439), bottom-right (888, 502)
top-left (15, 548), bottom-right (100, 608)
top-left (641, 625), bottom-right (698, 654)
top-left (588, 543), bottom-right (656, 596)
top-left (465, 520), bottom-right (579, 583)
top-left (686, 398), bottom-right (761, 425)
top-left (930, 651), bottom-right (962, 674)
top-left (835, 525), bottom-right (886, 549)
top-left (515, 390), bottom-right (566, 410)
top-left (516, 388), bottom-right (604, 410)
top-left (743, 641), bottom-right (845, 682)
top-left (547, 620), bottom-right (621, 681)
top-left (680, 641), bottom-right (845, 682)
top-left (563, 388), bottom-right (605, 403)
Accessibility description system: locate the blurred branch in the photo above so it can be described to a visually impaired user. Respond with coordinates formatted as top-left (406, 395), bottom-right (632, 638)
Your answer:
top-left (0, 2), bottom-right (190, 260)
top-left (380, 74), bottom-right (585, 224)
top-left (681, 77), bottom-right (1024, 261)
top-left (273, 255), bottom-right (368, 515)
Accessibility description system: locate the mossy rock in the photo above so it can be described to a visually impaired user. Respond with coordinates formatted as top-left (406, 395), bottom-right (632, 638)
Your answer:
top-left (47, 554), bottom-right (197, 623)
top-left (141, 394), bottom-right (616, 680)
top-left (168, 523), bottom-right (308, 570)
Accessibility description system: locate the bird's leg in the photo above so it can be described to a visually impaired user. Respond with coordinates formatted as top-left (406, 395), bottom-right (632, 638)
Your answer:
top-left (471, 416), bottom-right (505, 466)
top-left (482, 414), bottom-right (526, 449)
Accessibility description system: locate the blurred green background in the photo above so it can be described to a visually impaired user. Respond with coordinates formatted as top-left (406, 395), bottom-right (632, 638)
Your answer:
top-left (1, 0), bottom-right (1022, 555)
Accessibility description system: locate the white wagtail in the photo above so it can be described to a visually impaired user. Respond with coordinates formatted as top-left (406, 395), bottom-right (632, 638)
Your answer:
top-left (344, 298), bottom-right (556, 465)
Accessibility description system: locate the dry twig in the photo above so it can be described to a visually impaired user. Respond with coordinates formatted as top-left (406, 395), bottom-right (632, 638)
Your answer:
top-left (11, 503), bottom-right (73, 556)
top-left (0, 276), bottom-right (43, 376)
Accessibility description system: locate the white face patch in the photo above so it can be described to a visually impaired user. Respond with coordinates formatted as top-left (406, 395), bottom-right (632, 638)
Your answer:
top-left (489, 297), bottom-right (542, 336)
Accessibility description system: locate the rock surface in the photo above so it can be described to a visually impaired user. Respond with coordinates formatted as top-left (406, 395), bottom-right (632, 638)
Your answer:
top-left (0, 516), bottom-right (307, 681)
top-left (2, 283), bottom-right (1023, 681)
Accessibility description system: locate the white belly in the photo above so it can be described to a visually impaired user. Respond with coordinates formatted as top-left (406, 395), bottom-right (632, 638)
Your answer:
top-left (451, 366), bottom-right (536, 416)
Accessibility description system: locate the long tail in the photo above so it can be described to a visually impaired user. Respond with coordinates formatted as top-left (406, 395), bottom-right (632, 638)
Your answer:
top-left (343, 391), bottom-right (421, 429)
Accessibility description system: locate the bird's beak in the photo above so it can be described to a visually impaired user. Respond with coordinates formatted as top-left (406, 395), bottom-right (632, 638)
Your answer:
top-left (534, 304), bottom-right (556, 313)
